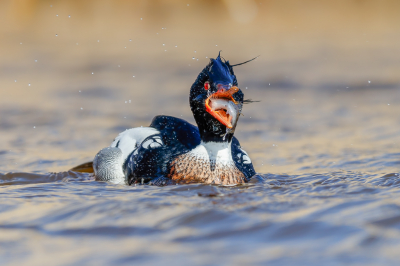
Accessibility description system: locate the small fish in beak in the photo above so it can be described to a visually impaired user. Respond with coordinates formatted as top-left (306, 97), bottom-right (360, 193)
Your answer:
top-left (205, 86), bottom-right (240, 129)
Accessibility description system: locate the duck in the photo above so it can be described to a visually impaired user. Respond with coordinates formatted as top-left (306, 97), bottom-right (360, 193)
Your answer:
top-left (91, 53), bottom-right (256, 186)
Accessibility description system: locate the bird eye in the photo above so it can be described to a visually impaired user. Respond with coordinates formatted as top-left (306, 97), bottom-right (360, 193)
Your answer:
top-left (204, 81), bottom-right (210, 90)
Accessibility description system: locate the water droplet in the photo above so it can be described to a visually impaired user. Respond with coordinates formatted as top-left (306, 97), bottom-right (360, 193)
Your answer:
top-left (20, 42), bottom-right (22, 44)
top-left (245, 87), bottom-right (248, 89)
top-left (140, 18), bottom-right (143, 20)
top-left (79, 90), bottom-right (81, 93)
top-left (91, 72), bottom-right (94, 74)
top-left (68, 15), bottom-right (71, 18)
top-left (55, 34), bottom-right (58, 36)
top-left (269, 83), bottom-right (270, 86)
top-left (165, 50), bottom-right (167, 52)
top-left (192, 57), bottom-right (195, 60)
top-left (76, 43), bottom-right (78, 45)
top-left (118, 65), bottom-right (120, 67)
top-left (215, 44), bottom-right (218, 46)
top-left (206, 56), bottom-right (208, 58)
top-left (197, 58), bottom-right (199, 61)
top-left (132, 76), bottom-right (135, 78)
top-left (129, 39), bottom-right (132, 42)
top-left (28, 83), bottom-right (31, 86)
top-left (368, 80), bottom-right (371, 83)
top-left (97, 40), bottom-right (100, 42)
top-left (388, 103), bottom-right (390, 105)
top-left (80, 107), bottom-right (83, 110)
top-left (175, 45), bottom-right (177, 47)
top-left (50, 5), bottom-right (52, 7)
top-left (187, 4), bottom-right (189, 6)
top-left (125, 101), bottom-right (127, 103)
top-left (56, 14), bottom-right (58, 17)
top-left (34, 59), bottom-right (37, 62)
top-left (163, 43), bottom-right (165, 46)
top-left (129, 100), bottom-right (131, 103)
top-left (33, 126), bottom-right (36, 128)
top-left (194, 50), bottom-right (196, 53)
top-left (14, 80), bottom-right (17, 82)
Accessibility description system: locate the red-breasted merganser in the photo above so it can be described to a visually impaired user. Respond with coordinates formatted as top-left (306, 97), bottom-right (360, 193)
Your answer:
top-left (92, 53), bottom-right (256, 185)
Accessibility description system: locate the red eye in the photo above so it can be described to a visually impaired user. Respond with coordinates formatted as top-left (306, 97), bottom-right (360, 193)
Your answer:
top-left (204, 81), bottom-right (210, 90)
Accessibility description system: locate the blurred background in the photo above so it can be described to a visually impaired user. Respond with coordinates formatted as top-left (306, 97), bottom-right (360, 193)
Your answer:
top-left (2, 2), bottom-right (400, 265)
top-left (0, 0), bottom-right (399, 173)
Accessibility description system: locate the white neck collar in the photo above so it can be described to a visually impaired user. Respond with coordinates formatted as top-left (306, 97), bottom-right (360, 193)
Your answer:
top-left (189, 141), bottom-right (233, 165)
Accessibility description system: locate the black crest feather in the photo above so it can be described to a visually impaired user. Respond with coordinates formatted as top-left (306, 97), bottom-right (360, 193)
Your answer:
top-left (231, 55), bottom-right (260, 67)
top-left (243, 99), bottom-right (260, 104)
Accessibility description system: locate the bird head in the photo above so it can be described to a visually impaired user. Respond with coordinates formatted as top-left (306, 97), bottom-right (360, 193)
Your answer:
top-left (190, 53), bottom-right (251, 142)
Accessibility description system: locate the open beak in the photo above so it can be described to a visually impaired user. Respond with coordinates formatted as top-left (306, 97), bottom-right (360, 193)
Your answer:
top-left (205, 86), bottom-right (240, 129)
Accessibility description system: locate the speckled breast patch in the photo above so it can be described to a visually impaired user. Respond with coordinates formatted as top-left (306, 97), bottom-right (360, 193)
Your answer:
top-left (167, 153), bottom-right (246, 185)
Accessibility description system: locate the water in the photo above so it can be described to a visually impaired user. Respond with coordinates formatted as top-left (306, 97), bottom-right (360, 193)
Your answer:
top-left (1, 84), bottom-right (399, 265)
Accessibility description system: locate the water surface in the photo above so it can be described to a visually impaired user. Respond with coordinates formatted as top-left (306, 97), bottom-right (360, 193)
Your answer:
top-left (1, 87), bottom-right (400, 265)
